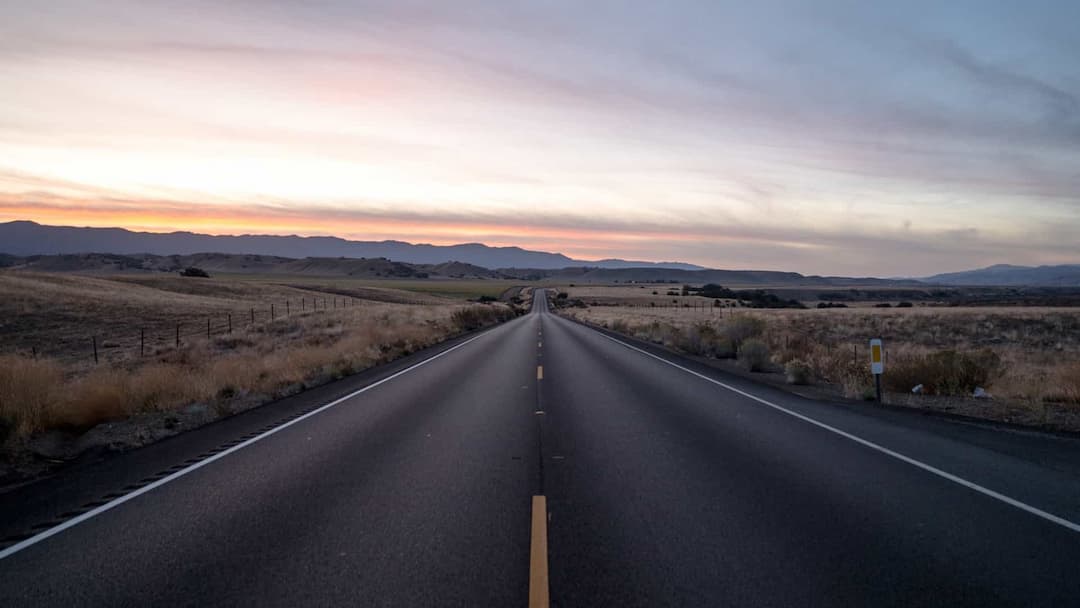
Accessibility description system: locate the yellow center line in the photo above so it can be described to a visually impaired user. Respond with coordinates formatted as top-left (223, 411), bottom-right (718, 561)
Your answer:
top-left (537, 365), bottom-right (543, 380)
top-left (529, 495), bottom-right (550, 608)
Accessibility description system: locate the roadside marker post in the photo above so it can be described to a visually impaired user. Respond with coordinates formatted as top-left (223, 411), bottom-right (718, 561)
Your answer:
top-left (870, 338), bottom-right (884, 403)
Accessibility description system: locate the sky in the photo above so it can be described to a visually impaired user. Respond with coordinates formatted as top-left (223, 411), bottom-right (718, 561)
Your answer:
top-left (1, 1), bottom-right (1078, 276)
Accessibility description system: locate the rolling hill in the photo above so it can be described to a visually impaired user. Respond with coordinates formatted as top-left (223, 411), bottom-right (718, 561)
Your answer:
top-left (0, 221), bottom-right (701, 270)
top-left (923, 264), bottom-right (1080, 287)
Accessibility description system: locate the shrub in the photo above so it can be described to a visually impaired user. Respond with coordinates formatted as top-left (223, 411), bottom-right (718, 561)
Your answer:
top-left (785, 358), bottom-right (813, 385)
top-left (451, 305), bottom-right (515, 331)
top-left (738, 338), bottom-right (770, 372)
top-left (1043, 362), bottom-right (1080, 404)
top-left (883, 349), bottom-right (1002, 396)
top-left (0, 355), bottom-right (63, 440)
top-left (724, 315), bottom-right (766, 350)
top-left (897, 301), bottom-right (914, 308)
top-left (179, 267), bottom-right (210, 278)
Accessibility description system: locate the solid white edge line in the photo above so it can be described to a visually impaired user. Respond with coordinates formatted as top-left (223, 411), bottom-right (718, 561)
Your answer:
top-left (0, 328), bottom-right (496, 561)
top-left (592, 328), bottom-right (1080, 535)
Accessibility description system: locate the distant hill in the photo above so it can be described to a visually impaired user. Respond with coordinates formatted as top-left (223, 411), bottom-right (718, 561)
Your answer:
top-left (0, 252), bottom-right (502, 279)
top-left (0, 253), bottom-right (935, 289)
top-left (0, 221), bottom-right (702, 270)
top-left (923, 264), bottom-right (1080, 287)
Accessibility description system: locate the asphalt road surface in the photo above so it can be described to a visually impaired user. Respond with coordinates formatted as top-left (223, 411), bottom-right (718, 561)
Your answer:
top-left (2, 291), bottom-right (1079, 606)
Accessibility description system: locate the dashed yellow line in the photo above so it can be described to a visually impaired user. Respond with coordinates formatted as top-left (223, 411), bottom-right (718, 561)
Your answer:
top-left (529, 495), bottom-right (550, 608)
top-left (537, 365), bottom-right (543, 380)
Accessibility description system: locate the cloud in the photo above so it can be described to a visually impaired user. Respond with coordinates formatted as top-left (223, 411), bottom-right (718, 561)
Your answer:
top-left (1, 1), bottom-right (1079, 275)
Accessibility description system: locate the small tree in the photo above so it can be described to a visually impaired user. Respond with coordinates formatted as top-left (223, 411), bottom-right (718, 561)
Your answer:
top-left (180, 267), bottom-right (210, 278)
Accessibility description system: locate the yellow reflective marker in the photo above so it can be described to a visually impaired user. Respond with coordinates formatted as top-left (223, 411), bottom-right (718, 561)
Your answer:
top-left (870, 338), bottom-right (884, 375)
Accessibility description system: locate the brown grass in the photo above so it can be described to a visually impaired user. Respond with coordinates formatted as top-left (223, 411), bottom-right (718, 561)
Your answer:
top-left (559, 304), bottom-right (1080, 409)
top-left (0, 272), bottom-right (457, 363)
top-left (0, 271), bottom-right (519, 449)
top-left (0, 356), bottom-right (64, 439)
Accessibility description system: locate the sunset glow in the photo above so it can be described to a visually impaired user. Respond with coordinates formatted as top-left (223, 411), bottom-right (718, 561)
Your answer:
top-left (2, 1), bottom-right (1078, 274)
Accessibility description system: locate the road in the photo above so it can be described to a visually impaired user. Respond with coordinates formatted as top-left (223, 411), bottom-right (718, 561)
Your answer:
top-left (2, 291), bottom-right (1080, 606)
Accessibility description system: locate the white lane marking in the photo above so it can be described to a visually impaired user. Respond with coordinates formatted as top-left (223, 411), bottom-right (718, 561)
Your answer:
top-left (593, 330), bottom-right (1080, 535)
top-left (0, 329), bottom-right (496, 561)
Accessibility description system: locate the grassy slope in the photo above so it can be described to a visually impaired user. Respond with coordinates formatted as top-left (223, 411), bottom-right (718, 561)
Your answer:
top-left (0, 272), bottom-right (522, 464)
top-left (552, 284), bottom-right (1080, 428)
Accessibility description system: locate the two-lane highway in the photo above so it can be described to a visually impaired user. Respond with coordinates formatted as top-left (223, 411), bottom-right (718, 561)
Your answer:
top-left (2, 290), bottom-right (1080, 606)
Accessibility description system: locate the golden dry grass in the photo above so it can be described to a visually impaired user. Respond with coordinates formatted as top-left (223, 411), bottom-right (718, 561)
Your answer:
top-left (0, 272), bottom-right (518, 447)
top-left (0, 272), bottom-right (458, 363)
top-left (560, 304), bottom-right (1080, 406)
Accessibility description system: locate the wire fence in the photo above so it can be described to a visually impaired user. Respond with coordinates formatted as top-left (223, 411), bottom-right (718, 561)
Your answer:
top-left (6, 294), bottom-right (434, 367)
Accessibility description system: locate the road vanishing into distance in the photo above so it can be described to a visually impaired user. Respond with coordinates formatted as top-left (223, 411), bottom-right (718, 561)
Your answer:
top-left (2, 291), bottom-right (1080, 606)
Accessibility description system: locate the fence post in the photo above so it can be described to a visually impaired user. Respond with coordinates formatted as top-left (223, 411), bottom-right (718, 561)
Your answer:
top-left (228, 314), bottom-right (232, 334)
top-left (207, 318), bottom-right (211, 339)
top-left (302, 298), bottom-right (305, 312)
top-left (140, 328), bottom-right (145, 357)
top-left (250, 308), bottom-right (255, 324)
top-left (93, 336), bottom-right (98, 364)
top-left (176, 323), bottom-right (180, 347)
top-left (287, 300), bottom-right (290, 315)
top-left (271, 303), bottom-right (275, 319)
top-left (32, 346), bottom-right (37, 359)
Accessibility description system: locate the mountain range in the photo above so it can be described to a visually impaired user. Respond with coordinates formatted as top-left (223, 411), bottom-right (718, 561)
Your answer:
top-left (1, 221), bottom-right (1077, 286)
top-left (922, 264), bottom-right (1080, 287)
top-left (0, 221), bottom-right (701, 271)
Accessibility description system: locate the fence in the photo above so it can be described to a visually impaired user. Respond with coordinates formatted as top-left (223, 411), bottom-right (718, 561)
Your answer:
top-left (8, 294), bottom-right (432, 367)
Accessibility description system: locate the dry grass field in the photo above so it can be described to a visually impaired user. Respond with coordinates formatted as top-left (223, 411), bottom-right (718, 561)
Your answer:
top-left (0, 272), bottom-right (519, 463)
top-left (554, 285), bottom-right (1080, 432)
top-left (231, 276), bottom-right (521, 301)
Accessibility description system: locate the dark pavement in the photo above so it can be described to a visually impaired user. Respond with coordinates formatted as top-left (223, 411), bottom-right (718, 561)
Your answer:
top-left (1, 290), bottom-right (1079, 606)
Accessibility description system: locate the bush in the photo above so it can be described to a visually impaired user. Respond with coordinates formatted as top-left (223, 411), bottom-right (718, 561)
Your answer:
top-left (179, 267), bottom-right (210, 278)
top-left (738, 338), bottom-right (770, 372)
top-left (784, 358), bottom-right (813, 385)
top-left (1044, 362), bottom-right (1080, 404)
top-left (0, 355), bottom-right (64, 440)
top-left (883, 349), bottom-right (1002, 395)
top-left (451, 304), bottom-right (517, 331)
top-left (724, 315), bottom-right (766, 350)
top-left (897, 301), bottom-right (914, 308)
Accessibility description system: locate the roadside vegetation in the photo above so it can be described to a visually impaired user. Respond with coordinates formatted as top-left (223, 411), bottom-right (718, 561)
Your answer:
top-left (556, 287), bottom-right (1080, 432)
top-left (0, 272), bottom-right (520, 471)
